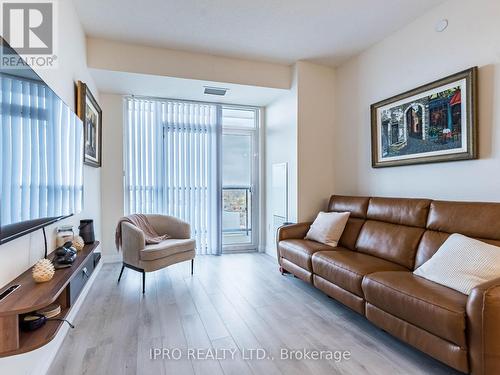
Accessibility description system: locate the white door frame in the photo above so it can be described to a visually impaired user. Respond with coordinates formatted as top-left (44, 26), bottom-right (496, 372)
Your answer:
top-left (221, 106), bottom-right (260, 253)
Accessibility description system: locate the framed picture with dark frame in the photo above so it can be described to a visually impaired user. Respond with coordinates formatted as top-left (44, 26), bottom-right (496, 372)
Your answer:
top-left (370, 67), bottom-right (477, 168)
top-left (77, 81), bottom-right (102, 168)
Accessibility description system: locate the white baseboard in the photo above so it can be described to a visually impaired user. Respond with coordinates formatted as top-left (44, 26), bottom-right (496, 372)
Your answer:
top-left (265, 246), bottom-right (277, 258)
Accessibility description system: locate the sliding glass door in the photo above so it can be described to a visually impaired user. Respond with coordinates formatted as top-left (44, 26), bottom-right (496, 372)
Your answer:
top-left (124, 99), bottom-right (259, 255)
top-left (221, 107), bottom-right (259, 252)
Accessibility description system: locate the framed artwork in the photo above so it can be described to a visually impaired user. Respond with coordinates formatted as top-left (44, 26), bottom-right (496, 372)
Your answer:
top-left (370, 67), bottom-right (477, 168)
top-left (77, 81), bottom-right (102, 167)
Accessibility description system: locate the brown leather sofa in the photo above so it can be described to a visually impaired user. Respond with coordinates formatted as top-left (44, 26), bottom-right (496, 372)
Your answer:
top-left (277, 195), bottom-right (500, 374)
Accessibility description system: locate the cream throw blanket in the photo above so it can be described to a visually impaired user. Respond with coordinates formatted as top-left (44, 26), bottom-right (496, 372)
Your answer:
top-left (115, 214), bottom-right (170, 250)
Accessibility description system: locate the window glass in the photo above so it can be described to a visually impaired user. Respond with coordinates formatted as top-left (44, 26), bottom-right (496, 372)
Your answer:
top-left (222, 108), bottom-right (256, 128)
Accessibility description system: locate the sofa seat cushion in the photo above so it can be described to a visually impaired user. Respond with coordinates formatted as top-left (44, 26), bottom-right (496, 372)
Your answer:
top-left (311, 251), bottom-right (407, 297)
top-left (140, 239), bottom-right (196, 261)
top-left (362, 271), bottom-right (467, 347)
top-left (279, 239), bottom-right (335, 271)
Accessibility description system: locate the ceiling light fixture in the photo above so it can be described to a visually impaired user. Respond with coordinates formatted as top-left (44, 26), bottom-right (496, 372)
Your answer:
top-left (204, 86), bottom-right (228, 96)
top-left (435, 19), bottom-right (448, 32)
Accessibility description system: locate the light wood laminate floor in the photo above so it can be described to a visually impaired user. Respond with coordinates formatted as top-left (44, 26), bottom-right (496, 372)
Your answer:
top-left (49, 254), bottom-right (460, 375)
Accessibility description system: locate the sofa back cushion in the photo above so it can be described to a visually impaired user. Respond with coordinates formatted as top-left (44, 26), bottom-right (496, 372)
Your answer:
top-left (355, 197), bottom-right (430, 269)
top-left (414, 201), bottom-right (500, 267)
top-left (427, 200), bottom-right (500, 239)
top-left (328, 195), bottom-right (369, 219)
top-left (356, 221), bottom-right (425, 269)
top-left (367, 197), bottom-right (431, 227)
top-left (338, 217), bottom-right (365, 250)
top-left (414, 230), bottom-right (450, 268)
top-left (328, 195), bottom-right (369, 250)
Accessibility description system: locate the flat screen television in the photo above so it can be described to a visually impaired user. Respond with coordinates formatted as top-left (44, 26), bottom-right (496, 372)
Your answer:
top-left (0, 39), bottom-right (84, 244)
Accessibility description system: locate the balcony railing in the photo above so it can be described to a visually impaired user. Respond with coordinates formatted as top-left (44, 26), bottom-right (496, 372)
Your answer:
top-left (223, 186), bottom-right (251, 244)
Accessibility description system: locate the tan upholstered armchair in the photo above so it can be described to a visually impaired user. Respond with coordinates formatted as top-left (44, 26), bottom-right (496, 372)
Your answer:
top-left (117, 214), bottom-right (196, 293)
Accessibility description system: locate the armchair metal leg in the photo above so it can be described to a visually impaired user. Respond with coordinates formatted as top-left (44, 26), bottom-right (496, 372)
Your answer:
top-left (191, 259), bottom-right (194, 275)
top-left (118, 263), bottom-right (146, 293)
top-left (142, 270), bottom-right (145, 294)
top-left (117, 264), bottom-right (125, 283)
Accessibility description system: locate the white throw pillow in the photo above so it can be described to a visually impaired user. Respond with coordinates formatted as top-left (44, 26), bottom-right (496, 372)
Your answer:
top-left (305, 211), bottom-right (350, 247)
top-left (414, 233), bottom-right (500, 295)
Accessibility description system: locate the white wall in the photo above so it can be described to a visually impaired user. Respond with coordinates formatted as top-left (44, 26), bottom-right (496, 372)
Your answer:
top-left (265, 68), bottom-right (298, 255)
top-left (0, 1), bottom-right (101, 373)
top-left (100, 94), bottom-right (125, 260)
top-left (334, 0), bottom-right (500, 201)
top-left (0, 0), bottom-right (101, 287)
top-left (264, 62), bottom-right (336, 256)
top-left (87, 37), bottom-right (292, 89)
top-left (296, 61), bottom-right (336, 220)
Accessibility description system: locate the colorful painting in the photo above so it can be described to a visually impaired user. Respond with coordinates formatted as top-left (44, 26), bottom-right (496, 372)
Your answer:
top-left (77, 81), bottom-right (102, 167)
top-left (371, 68), bottom-right (477, 167)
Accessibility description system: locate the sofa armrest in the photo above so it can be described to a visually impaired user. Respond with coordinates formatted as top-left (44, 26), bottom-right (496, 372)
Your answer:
top-left (277, 222), bottom-right (312, 242)
top-left (466, 277), bottom-right (500, 375)
top-left (121, 222), bottom-right (145, 266)
top-left (275, 222), bottom-right (312, 265)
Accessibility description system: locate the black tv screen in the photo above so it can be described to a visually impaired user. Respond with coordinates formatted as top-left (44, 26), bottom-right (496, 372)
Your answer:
top-left (0, 40), bottom-right (84, 244)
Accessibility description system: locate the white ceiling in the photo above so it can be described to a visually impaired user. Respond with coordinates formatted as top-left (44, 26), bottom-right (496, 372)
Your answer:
top-left (75, 0), bottom-right (446, 67)
top-left (90, 69), bottom-right (287, 106)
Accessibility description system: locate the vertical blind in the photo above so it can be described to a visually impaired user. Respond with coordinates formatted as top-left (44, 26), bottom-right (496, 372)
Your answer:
top-left (124, 98), bottom-right (220, 255)
top-left (0, 75), bottom-right (83, 226)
